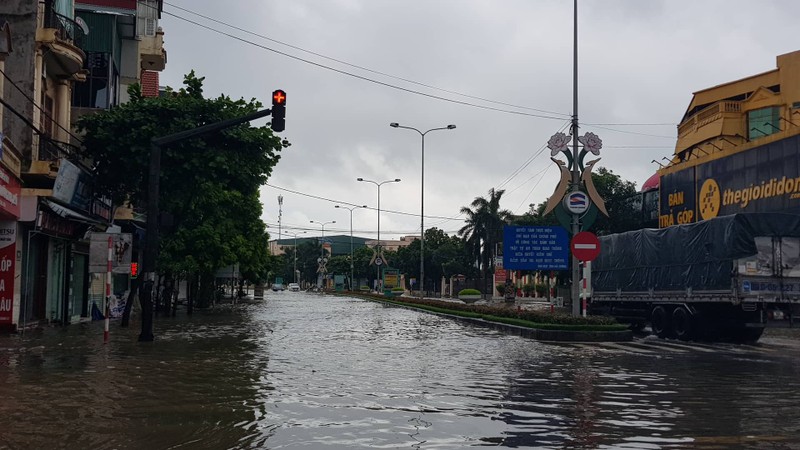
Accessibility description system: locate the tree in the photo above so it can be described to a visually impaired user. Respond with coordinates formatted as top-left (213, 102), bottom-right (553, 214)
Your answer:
top-left (77, 72), bottom-right (288, 326)
top-left (589, 167), bottom-right (640, 235)
top-left (458, 188), bottom-right (513, 292)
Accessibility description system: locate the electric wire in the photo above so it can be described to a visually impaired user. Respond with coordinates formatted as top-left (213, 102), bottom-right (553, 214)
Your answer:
top-left (163, 1), bottom-right (572, 118)
top-left (157, 9), bottom-right (568, 121)
top-left (0, 68), bottom-right (84, 144)
top-left (264, 183), bottom-right (465, 221)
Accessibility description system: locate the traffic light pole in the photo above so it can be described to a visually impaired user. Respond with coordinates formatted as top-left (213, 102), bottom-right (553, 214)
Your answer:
top-left (139, 107), bottom-right (273, 342)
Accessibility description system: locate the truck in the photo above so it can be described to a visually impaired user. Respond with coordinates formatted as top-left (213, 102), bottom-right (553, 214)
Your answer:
top-left (589, 213), bottom-right (800, 342)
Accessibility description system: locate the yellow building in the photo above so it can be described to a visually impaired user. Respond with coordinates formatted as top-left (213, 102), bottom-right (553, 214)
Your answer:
top-left (658, 50), bottom-right (800, 227)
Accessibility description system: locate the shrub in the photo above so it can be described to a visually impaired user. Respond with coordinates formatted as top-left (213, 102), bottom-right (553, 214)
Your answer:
top-left (359, 286), bottom-right (370, 291)
top-left (458, 288), bottom-right (481, 296)
top-left (522, 284), bottom-right (535, 296)
top-left (495, 284), bottom-right (506, 295)
top-left (391, 287), bottom-right (404, 292)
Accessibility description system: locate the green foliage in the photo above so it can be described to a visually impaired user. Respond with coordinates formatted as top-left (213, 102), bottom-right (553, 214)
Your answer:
top-left (495, 284), bottom-right (506, 295)
top-left (459, 188), bottom-right (512, 277)
top-left (391, 287), bottom-right (404, 292)
top-left (77, 72), bottom-right (287, 283)
top-left (458, 288), bottom-right (481, 296)
top-left (349, 293), bottom-right (625, 330)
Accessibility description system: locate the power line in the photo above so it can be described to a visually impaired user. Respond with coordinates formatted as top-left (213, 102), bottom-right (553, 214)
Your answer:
top-left (0, 68), bottom-right (84, 144)
top-left (584, 124), bottom-right (675, 139)
top-left (496, 120), bottom-right (570, 190)
top-left (263, 183), bottom-right (465, 221)
top-left (156, 8), bottom-right (569, 120)
top-left (147, 2), bottom-right (684, 132)
top-left (163, 1), bottom-right (572, 119)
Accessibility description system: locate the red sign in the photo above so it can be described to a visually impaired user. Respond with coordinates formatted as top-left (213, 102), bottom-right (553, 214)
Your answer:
top-left (494, 268), bottom-right (507, 284)
top-left (0, 166), bottom-right (20, 219)
top-left (0, 221), bottom-right (16, 326)
top-left (571, 231), bottom-right (601, 262)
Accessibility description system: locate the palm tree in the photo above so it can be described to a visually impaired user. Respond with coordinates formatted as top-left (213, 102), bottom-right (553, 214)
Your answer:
top-left (458, 188), bottom-right (513, 291)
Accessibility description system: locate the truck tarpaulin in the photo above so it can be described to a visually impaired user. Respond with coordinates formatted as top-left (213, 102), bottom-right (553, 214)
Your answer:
top-left (593, 213), bottom-right (800, 292)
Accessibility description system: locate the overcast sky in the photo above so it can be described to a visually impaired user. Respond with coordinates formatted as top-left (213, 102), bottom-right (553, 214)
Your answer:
top-left (158, 0), bottom-right (799, 242)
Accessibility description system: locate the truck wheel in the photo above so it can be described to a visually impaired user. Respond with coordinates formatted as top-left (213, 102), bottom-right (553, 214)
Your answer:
top-left (671, 307), bottom-right (693, 341)
top-left (651, 306), bottom-right (669, 338)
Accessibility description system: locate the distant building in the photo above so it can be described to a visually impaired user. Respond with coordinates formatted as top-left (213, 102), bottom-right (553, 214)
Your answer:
top-left (365, 235), bottom-right (419, 252)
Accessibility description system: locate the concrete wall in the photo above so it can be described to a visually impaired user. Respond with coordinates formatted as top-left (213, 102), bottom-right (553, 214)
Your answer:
top-left (0, 0), bottom-right (39, 166)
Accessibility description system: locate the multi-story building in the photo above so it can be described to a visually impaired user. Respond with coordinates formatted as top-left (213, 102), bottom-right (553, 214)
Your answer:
top-left (658, 49), bottom-right (800, 227)
top-left (0, 0), bottom-right (166, 331)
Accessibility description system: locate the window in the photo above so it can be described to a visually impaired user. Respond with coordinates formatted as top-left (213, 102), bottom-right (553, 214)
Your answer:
top-left (747, 106), bottom-right (780, 140)
top-left (137, 0), bottom-right (159, 37)
top-left (72, 52), bottom-right (118, 108)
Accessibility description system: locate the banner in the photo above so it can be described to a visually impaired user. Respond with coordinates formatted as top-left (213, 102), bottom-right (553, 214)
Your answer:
top-left (89, 232), bottom-right (133, 273)
top-left (0, 221), bottom-right (16, 325)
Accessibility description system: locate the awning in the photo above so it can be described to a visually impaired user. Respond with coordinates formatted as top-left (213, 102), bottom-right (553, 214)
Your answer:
top-left (43, 199), bottom-right (105, 227)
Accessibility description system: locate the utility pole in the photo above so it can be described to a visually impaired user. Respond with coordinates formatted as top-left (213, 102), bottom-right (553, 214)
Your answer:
top-left (570, 0), bottom-right (581, 317)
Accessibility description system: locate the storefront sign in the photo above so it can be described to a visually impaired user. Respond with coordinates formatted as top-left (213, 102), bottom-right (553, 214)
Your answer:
top-left (53, 159), bottom-right (91, 212)
top-left (0, 165), bottom-right (20, 218)
top-left (0, 221), bottom-right (16, 326)
top-left (660, 133), bottom-right (800, 227)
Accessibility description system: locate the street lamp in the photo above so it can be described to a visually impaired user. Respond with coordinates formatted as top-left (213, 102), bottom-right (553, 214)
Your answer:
top-left (310, 220), bottom-right (336, 289)
top-left (335, 204), bottom-right (367, 291)
top-left (390, 122), bottom-right (456, 299)
top-left (287, 231), bottom-right (306, 284)
top-left (357, 177), bottom-right (401, 290)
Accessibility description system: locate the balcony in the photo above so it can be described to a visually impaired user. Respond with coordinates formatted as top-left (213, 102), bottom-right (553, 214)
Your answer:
top-left (37, 3), bottom-right (86, 78)
top-left (140, 28), bottom-right (167, 72)
top-left (25, 137), bottom-right (81, 181)
top-left (675, 100), bottom-right (745, 154)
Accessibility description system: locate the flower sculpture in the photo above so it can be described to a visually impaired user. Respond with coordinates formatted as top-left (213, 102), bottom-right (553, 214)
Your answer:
top-left (547, 132), bottom-right (571, 156)
top-left (578, 132), bottom-right (603, 155)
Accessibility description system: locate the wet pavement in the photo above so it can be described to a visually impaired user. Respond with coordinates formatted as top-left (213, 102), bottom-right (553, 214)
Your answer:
top-left (1, 291), bottom-right (800, 449)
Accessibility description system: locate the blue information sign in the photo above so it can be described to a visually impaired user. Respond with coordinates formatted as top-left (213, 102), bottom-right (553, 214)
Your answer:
top-left (502, 226), bottom-right (569, 270)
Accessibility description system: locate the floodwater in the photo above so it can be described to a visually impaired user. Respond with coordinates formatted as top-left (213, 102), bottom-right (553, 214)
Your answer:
top-left (2, 292), bottom-right (800, 449)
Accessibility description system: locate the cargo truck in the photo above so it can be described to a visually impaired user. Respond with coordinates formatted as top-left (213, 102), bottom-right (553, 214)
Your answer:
top-left (589, 213), bottom-right (800, 342)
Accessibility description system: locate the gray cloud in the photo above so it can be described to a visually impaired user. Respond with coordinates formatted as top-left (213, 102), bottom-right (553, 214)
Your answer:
top-left (159, 0), bottom-right (800, 239)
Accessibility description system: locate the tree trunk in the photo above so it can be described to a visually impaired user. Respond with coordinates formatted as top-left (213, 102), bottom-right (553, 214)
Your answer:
top-left (138, 278), bottom-right (155, 342)
top-left (120, 277), bottom-right (140, 327)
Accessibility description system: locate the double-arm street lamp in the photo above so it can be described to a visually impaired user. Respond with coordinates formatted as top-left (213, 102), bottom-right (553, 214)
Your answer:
top-left (335, 204), bottom-right (367, 290)
top-left (389, 123), bottom-right (456, 299)
top-left (310, 220), bottom-right (335, 289)
top-left (287, 231), bottom-right (306, 284)
top-left (357, 177), bottom-right (401, 290)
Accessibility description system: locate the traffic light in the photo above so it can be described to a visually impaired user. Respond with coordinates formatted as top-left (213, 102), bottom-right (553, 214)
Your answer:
top-left (130, 262), bottom-right (138, 279)
top-left (271, 89), bottom-right (286, 132)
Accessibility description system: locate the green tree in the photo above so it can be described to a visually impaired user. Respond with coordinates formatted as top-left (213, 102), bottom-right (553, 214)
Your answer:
top-left (458, 188), bottom-right (513, 291)
top-left (77, 72), bottom-right (288, 323)
top-left (589, 167), bottom-right (640, 235)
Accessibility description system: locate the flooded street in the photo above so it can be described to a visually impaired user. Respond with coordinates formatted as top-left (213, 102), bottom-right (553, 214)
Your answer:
top-left (2, 292), bottom-right (800, 449)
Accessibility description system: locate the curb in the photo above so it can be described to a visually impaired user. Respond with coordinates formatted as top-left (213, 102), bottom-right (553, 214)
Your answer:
top-left (338, 292), bottom-right (632, 343)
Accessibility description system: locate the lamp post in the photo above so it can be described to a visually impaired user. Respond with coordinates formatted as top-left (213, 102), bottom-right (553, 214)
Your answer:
top-left (390, 122), bottom-right (456, 299)
top-left (335, 204), bottom-right (367, 291)
top-left (287, 231), bottom-right (306, 284)
top-left (357, 177), bottom-right (401, 290)
top-left (310, 220), bottom-right (335, 289)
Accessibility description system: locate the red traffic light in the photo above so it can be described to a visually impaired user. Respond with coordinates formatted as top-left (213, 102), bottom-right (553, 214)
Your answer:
top-left (130, 262), bottom-right (139, 277)
top-left (272, 90), bottom-right (286, 105)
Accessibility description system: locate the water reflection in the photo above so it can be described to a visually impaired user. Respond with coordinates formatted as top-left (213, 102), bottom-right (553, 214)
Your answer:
top-left (1, 292), bottom-right (799, 449)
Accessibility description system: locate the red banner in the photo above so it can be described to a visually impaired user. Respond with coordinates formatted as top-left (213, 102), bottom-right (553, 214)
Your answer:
top-left (0, 166), bottom-right (20, 219)
top-left (494, 269), bottom-right (507, 284)
top-left (0, 221), bottom-right (16, 325)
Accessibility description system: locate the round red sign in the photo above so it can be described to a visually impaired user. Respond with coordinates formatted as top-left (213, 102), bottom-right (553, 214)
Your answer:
top-left (571, 231), bottom-right (601, 262)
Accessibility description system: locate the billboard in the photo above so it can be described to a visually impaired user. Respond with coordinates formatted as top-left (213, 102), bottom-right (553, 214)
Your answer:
top-left (89, 232), bottom-right (133, 273)
top-left (660, 133), bottom-right (800, 227)
top-left (502, 226), bottom-right (569, 270)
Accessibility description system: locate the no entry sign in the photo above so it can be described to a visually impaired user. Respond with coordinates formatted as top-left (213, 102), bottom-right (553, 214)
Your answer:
top-left (571, 231), bottom-right (601, 262)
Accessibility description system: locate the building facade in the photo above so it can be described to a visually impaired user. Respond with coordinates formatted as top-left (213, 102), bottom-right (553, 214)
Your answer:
top-left (658, 49), bottom-right (800, 227)
top-left (0, 0), bottom-right (165, 331)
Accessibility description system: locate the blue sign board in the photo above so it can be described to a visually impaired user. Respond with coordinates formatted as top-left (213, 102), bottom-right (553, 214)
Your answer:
top-left (502, 226), bottom-right (569, 270)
